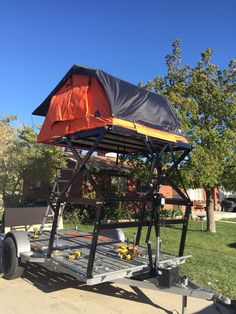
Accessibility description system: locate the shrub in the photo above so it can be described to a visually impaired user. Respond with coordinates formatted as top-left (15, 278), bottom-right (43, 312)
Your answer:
top-left (160, 208), bottom-right (183, 218)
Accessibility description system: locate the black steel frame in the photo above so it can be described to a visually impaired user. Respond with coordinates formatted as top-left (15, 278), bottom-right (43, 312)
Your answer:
top-left (46, 126), bottom-right (192, 279)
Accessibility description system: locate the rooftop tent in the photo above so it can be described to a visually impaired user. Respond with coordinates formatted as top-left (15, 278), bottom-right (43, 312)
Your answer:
top-left (33, 65), bottom-right (187, 145)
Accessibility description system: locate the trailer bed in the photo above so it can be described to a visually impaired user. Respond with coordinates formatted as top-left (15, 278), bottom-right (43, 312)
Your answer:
top-left (29, 229), bottom-right (183, 285)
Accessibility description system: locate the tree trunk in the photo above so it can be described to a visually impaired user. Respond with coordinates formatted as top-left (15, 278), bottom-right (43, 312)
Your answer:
top-left (205, 188), bottom-right (216, 233)
top-left (2, 174), bottom-right (8, 209)
top-left (10, 177), bottom-right (21, 197)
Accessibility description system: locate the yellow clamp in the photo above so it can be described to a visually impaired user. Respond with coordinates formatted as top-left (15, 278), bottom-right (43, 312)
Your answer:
top-left (75, 251), bottom-right (82, 258)
top-left (67, 251), bottom-right (82, 261)
top-left (33, 228), bottom-right (39, 239)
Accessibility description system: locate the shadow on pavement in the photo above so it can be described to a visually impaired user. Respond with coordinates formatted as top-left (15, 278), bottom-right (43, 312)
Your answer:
top-left (193, 302), bottom-right (234, 314)
top-left (23, 263), bottom-right (173, 314)
top-left (23, 263), bottom-right (235, 314)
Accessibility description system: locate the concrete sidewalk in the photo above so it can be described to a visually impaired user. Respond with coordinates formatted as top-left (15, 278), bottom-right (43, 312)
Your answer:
top-left (214, 212), bottom-right (236, 221)
top-left (0, 263), bottom-right (234, 314)
top-left (192, 211), bottom-right (236, 221)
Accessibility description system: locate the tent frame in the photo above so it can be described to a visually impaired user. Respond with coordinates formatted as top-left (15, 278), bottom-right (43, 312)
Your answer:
top-left (46, 125), bottom-right (192, 279)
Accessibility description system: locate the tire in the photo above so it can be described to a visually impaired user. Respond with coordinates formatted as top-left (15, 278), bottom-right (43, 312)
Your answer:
top-left (2, 237), bottom-right (25, 280)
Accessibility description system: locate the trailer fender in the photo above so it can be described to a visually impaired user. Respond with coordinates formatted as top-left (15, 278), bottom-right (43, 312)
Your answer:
top-left (4, 231), bottom-right (31, 258)
top-left (100, 228), bottom-right (125, 242)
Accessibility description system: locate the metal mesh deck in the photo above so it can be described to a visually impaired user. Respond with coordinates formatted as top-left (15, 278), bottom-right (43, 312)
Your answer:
top-left (30, 229), bottom-right (181, 285)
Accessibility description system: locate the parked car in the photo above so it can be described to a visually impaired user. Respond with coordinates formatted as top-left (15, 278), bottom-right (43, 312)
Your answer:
top-left (221, 197), bottom-right (236, 212)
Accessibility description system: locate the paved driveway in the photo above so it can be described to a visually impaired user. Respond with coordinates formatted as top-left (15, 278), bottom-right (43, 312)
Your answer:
top-left (0, 263), bottom-right (233, 314)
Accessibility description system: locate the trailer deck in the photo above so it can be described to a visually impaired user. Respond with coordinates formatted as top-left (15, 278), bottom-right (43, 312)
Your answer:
top-left (29, 229), bottom-right (187, 285)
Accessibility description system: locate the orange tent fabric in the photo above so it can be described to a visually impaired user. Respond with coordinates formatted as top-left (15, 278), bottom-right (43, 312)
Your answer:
top-left (38, 74), bottom-right (112, 142)
top-left (34, 65), bottom-right (188, 145)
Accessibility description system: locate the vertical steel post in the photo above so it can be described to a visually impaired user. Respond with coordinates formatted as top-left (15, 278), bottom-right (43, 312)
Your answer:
top-left (179, 203), bottom-right (192, 257)
top-left (135, 202), bottom-right (146, 245)
top-left (182, 295), bottom-right (188, 314)
top-left (153, 193), bottom-right (162, 271)
top-left (153, 154), bottom-right (162, 272)
top-left (47, 200), bottom-right (61, 258)
top-left (142, 139), bottom-right (165, 274)
top-left (86, 205), bottom-right (103, 278)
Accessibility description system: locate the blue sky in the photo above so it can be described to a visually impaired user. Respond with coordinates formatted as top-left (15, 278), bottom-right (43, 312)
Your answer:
top-left (1, 0), bottom-right (235, 127)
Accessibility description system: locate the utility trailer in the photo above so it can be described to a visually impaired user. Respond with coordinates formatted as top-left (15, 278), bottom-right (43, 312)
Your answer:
top-left (0, 65), bottom-right (231, 313)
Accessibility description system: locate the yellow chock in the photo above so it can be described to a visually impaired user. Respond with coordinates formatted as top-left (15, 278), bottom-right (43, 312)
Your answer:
top-left (33, 228), bottom-right (39, 239)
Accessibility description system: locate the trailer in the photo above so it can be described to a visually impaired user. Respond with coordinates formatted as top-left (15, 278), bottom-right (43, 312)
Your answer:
top-left (0, 65), bottom-right (231, 313)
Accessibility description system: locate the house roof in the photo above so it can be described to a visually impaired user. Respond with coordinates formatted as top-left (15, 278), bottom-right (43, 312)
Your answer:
top-left (67, 153), bottom-right (130, 176)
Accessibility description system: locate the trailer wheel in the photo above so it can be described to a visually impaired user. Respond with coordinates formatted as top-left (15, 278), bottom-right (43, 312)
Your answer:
top-left (2, 237), bottom-right (25, 280)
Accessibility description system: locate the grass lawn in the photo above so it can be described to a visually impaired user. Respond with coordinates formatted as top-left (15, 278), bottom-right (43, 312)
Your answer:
top-left (66, 219), bottom-right (236, 299)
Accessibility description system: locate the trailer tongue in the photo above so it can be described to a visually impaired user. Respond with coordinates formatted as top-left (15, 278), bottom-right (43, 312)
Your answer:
top-left (0, 65), bottom-right (231, 313)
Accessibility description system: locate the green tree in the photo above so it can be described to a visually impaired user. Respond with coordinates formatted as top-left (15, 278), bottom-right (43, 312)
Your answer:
top-left (0, 115), bottom-right (19, 205)
top-left (18, 125), bottom-right (65, 189)
top-left (141, 40), bottom-right (236, 232)
top-left (0, 117), bottom-right (65, 206)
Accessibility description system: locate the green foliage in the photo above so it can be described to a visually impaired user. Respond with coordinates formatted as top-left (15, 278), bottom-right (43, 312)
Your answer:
top-left (0, 115), bottom-right (22, 202)
top-left (124, 155), bottom-right (149, 181)
top-left (0, 117), bottom-right (65, 206)
top-left (64, 202), bottom-right (135, 225)
top-left (63, 208), bottom-right (83, 227)
top-left (160, 208), bottom-right (183, 218)
top-left (63, 206), bottom-right (183, 225)
top-left (18, 125), bottom-right (66, 186)
top-left (140, 41), bottom-right (236, 232)
top-left (143, 40), bottom-right (236, 191)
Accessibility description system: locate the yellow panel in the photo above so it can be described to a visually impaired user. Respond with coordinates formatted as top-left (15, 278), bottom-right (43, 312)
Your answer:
top-left (112, 118), bottom-right (188, 143)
